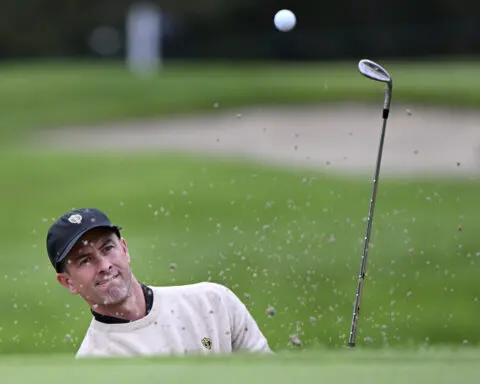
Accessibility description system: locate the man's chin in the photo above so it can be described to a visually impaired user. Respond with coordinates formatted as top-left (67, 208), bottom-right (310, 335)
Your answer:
top-left (95, 285), bottom-right (129, 306)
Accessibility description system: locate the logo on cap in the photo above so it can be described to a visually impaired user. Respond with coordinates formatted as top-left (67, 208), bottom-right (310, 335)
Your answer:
top-left (68, 214), bottom-right (82, 224)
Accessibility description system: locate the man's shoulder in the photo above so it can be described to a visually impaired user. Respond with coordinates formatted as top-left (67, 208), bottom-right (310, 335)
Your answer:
top-left (150, 281), bottom-right (231, 298)
top-left (146, 282), bottom-right (236, 319)
top-left (75, 320), bottom-right (101, 358)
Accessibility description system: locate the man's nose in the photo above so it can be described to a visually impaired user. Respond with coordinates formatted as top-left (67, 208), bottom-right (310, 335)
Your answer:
top-left (97, 254), bottom-right (113, 272)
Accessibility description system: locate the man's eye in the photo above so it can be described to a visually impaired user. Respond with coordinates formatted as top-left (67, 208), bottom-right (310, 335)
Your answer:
top-left (104, 245), bottom-right (114, 252)
top-left (79, 257), bottom-right (90, 265)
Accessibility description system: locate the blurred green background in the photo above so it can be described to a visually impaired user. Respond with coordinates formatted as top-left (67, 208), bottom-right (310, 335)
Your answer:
top-left (1, 60), bottom-right (480, 356)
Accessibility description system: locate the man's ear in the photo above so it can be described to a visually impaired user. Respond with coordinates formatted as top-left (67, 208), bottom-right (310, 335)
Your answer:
top-left (56, 273), bottom-right (78, 295)
top-left (121, 237), bottom-right (131, 264)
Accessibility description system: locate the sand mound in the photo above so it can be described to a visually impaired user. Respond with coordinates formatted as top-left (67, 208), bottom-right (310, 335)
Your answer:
top-left (35, 103), bottom-right (480, 178)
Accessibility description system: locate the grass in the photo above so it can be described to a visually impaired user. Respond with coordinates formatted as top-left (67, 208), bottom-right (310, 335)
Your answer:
top-left (1, 150), bottom-right (479, 355)
top-left (1, 58), bottom-right (480, 359)
top-left (1, 58), bottom-right (480, 141)
top-left (0, 348), bottom-right (479, 383)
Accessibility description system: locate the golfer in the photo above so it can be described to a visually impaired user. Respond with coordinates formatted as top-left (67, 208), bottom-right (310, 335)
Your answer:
top-left (46, 208), bottom-right (272, 358)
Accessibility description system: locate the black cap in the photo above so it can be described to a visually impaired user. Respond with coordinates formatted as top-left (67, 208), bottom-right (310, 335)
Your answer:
top-left (46, 208), bottom-right (122, 272)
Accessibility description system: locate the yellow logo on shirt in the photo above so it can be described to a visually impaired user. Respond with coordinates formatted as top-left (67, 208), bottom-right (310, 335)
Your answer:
top-left (201, 337), bottom-right (212, 350)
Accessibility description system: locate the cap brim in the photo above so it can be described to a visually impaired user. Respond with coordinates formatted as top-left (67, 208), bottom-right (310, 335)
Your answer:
top-left (55, 225), bottom-right (122, 272)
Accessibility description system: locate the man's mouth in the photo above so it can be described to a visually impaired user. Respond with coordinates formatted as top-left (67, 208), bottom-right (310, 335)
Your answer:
top-left (96, 273), bottom-right (120, 286)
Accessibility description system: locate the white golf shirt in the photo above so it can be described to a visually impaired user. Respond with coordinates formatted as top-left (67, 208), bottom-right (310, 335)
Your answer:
top-left (75, 282), bottom-right (272, 358)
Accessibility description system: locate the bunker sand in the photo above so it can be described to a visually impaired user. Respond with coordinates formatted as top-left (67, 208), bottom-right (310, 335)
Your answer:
top-left (36, 103), bottom-right (480, 178)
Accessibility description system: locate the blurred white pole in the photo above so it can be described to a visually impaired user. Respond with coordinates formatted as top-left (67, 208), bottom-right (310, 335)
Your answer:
top-left (126, 2), bottom-right (162, 76)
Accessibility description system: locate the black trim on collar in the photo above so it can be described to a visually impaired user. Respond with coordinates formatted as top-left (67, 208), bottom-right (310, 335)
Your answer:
top-left (91, 283), bottom-right (154, 324)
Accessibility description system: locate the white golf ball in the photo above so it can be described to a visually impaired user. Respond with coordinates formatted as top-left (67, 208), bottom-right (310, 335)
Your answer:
top-left (274, 9), bottom-right (296, 32)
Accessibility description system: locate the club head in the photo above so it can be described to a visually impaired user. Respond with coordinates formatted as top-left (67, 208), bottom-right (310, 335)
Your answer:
top-left (358, 59), bottom-right (392, 85)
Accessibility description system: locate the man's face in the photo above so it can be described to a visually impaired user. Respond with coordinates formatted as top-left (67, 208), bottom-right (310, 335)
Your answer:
top-left (56, 227), bottom-right (133, 308)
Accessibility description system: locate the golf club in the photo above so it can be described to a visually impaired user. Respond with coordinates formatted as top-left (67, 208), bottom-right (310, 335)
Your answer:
top-left (347, 59), bottom-right (393, 348)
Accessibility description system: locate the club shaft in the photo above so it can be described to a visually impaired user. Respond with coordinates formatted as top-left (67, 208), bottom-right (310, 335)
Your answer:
top-left (348, 103), bottom-right (390, 347)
